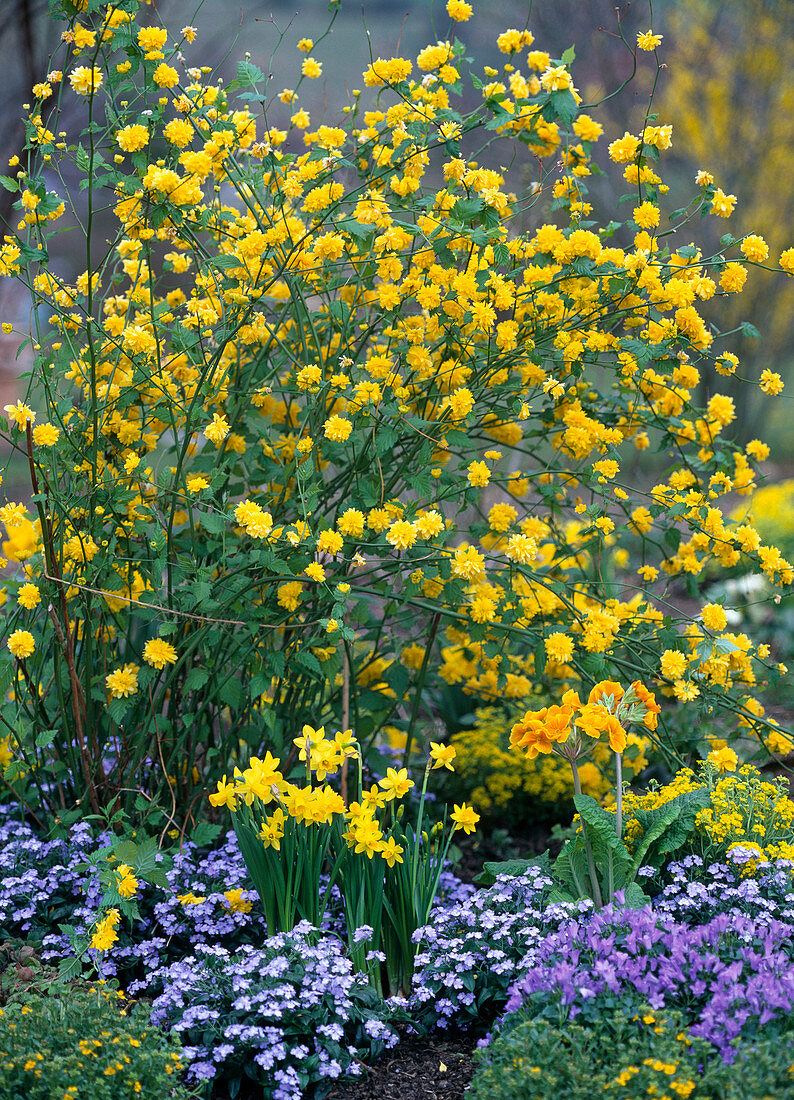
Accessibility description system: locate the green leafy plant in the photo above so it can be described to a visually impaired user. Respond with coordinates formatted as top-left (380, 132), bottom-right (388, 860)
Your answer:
top-left (470, 1008), bottom-right (729, 1100)
top-left (0, 986), bottom-right (191, 1099)
top-left (619, 757), bottom-right (794, 873)
top-left (57, 830), bottom-right (173, 980)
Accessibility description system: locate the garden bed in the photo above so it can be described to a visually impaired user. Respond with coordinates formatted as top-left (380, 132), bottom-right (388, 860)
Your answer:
top-left (4, 756), bottom-right (794, 1099)
top-left (1, 0), bottom-right (794, 1096)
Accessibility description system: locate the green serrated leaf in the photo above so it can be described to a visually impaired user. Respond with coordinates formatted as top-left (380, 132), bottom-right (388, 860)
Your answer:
top-left (107, 697), bottom-right (131, 724)
top-left (472, 852), bottom-right (551, 887)
top-left (198, 509), bottom-right (226, 535)
top-left (185, 666), bottom-right (210, 691)
top-left (219, 676), bottom-right (243, 711)
top-left (451, 196), bottom-right (485, 221)
top-left (294, 649), bottom-right (323, 676)
top-left (3, 760), bottom-right (25, 783)
top-left (664, 528), bottom-right (681, 550)
top-left (207, 254), bottom-right (241, 272)
top-left (548, 88), bottom-right (578, 125)
top-left (58, 954), bottom-right (84, 981)
top-left (191, 821), bottom-right (223, 847)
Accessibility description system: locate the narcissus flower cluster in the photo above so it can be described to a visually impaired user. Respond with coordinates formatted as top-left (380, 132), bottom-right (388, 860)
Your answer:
top-left (210, 726), bottom-right (476, 865)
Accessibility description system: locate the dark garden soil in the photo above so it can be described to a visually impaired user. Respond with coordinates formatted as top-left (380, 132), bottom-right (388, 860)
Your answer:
top-left (326, 1028), bottom-right (479, 1100)
top-left (452, 824), bottom-right (564, 884)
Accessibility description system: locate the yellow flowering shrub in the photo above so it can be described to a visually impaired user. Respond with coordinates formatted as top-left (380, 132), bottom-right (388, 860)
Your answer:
top-left (618, 757), bottom-right (794, 871)
top-left (659, 0), bottom-right (794, 442)
top-left (0, 0), bottom-right (790, 823)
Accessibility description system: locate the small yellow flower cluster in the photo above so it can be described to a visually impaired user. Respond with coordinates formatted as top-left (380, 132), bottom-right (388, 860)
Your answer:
top-left (114, 863), bottom-right (138, 899)
top-left (619, 759), bottom-right (794, 870)
top-left (89, 907), bottom-right (121, 952)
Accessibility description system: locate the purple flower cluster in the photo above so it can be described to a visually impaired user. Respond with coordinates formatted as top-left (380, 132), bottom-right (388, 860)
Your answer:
top-left (29, 827), bottom-right (267, 977)
top-left (0, 806), bottom-right (472, 977)
top-left (142, 921), bottom-right (398, 1099)
top-left (6, 797), bottom-right (794, 1087)
top-left (410, 865), bottom-right (580, 1029)
top-left (411, 853), bottom-right (794, 1054)
top-left (501, 876), bottom-right (794, 1059)
top-left (0, 811), bottom-right (113, 953)
top-left (654, 852), bottom-right (794, 927)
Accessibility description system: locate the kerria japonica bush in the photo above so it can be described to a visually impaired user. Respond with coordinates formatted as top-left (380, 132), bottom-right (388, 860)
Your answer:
top-left (0, 0), bottom-right (791, 823)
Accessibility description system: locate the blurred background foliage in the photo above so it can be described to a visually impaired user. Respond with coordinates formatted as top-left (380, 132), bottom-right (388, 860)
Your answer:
top-left (1, 0), bottom-right (792, 466)
top-left (658, 0), bottom-right (794, 448)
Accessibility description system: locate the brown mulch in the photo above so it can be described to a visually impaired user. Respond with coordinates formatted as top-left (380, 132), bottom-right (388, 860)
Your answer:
top-left (453, 825), bottom-right (562, 884)
top-left (326, 1029), bottom-right (479, 1100)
